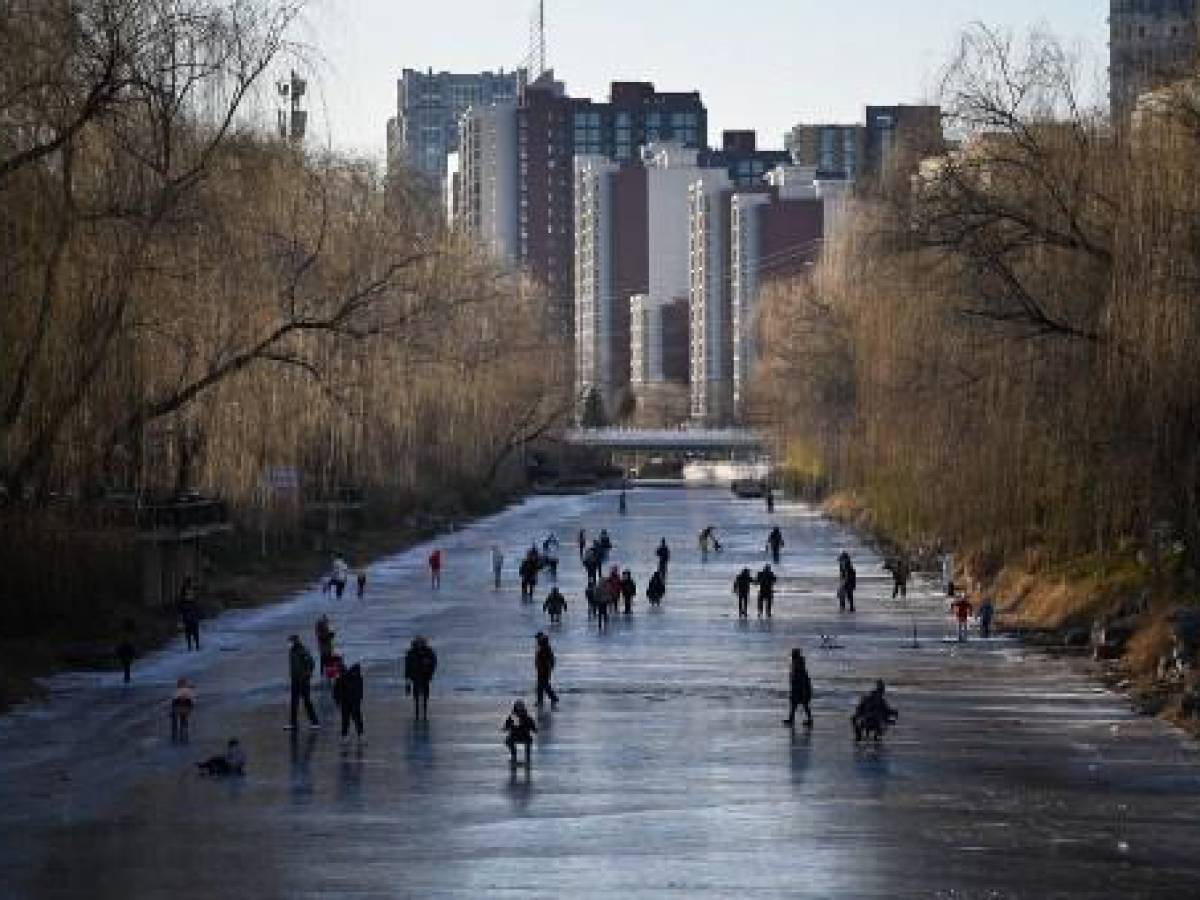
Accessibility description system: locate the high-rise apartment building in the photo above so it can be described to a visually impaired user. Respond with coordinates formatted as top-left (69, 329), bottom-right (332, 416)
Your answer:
top-left (630, 295), bottom-right (690, 424)
top-left (785, 123), bottom-right (864, 180)
top-left (520, 75), bottom-right (707, 336)
top-left (1111, 0), bottom-right (1199, 121)
top-left (574, 155), bottom-right (622, 409)
top-left (457, 103), bottom-right (519, 262)
top-left (573, 143), bottom-right (726, 422)
top-left (687, 170), bottom-right (734, 425)
top-left (392, 68), bottom-right (525, 190)
top-left (729, 169), bottom-right (825, 422)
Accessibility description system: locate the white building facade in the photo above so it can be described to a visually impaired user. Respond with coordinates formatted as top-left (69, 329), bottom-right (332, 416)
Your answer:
top-left (457, 103), bottom-right (519, 263)
top-left (687, 170), bottom-right (733, 424)
top-left (574, 155), bottom-right (620, 411)
top-left (729, 191), bottom-right (769, 421)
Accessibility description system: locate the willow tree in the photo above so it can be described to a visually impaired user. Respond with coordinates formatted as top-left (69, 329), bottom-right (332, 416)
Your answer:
top-left (756, 23), bottom-right (1200, 571)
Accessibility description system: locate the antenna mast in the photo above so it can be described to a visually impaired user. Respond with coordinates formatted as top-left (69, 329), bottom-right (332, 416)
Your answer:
top-left (525, 0), bottom-right (547, 78)
top-left (538, 0), bottom-right (546, 76)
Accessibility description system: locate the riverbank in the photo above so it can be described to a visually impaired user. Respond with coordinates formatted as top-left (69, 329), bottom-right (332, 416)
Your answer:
top-left (0, 503), bottom-right (507, 714)
top-left (820, 490), bottom-right (1200, 737)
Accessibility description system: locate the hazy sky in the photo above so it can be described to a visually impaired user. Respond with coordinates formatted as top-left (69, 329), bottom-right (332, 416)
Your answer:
top-left (298, 0), bottom-right (1107, 162)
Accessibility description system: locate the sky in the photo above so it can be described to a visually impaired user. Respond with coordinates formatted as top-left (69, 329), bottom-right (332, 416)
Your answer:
top-left (297, 0), bottom-right (1108, 162)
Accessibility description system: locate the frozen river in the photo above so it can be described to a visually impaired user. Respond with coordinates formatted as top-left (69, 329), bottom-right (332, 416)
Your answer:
top-left (2, 487), bottom-right (1198, 898)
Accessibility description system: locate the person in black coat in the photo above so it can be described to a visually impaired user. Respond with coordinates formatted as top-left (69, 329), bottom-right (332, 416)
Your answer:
top-left (655, 538), bottom-right (670, 579)
top-left (838, 552), bottom-right (857, 612)
top-left (733, 568), bottom-right (754, 618)
top-left (766, 527), bottom-right (785, 564)
top-left (519, 550), bottom-right (540, 601)
top-left (646, 570), bottom-right (666, 607)
top-left (534, 632), bottom-right (559, 707)
top-left (178, 578), bottom-right (201, 651)
top-left (783, 649), bottom-right (813, 727)
top-left (404, 637), bottom-right (438, 721)
top-left (333, 663), bottom-right (365, 740)
top-left (852, 679), bottom-right (898, 741)
top-left (755, 564), bottom-right (778, 618)
top-left (619, 570), bottom-right (637, 615)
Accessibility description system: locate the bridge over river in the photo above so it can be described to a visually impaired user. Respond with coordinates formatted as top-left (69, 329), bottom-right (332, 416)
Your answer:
top-left (563, 426), bottom-right (769, 456)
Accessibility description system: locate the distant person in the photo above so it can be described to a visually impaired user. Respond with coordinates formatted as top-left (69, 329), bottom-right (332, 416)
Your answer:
top-left (603, 567), bottom-right (623, 616)
top-left (541, 535), bottom-right (559, 582)
top-left (733, 568), bottom-right (754, 618)
top-left (655, 538), bottom-right (671, 579)
top-left (978, 597), bottom-right (995, 639)
top-left (767, 527), bottom-right (785, 564)
top-left (597, 529), bottom-right (613, 563)
top-left (766, 489), bottom-right (775, 514)
top-left (534, 632), bottom-right (559, 707)
top-left (592, 582), bottom-right (611, 631)
top-left (619, 570), bottom-right (637, 615)
top-left (577, 529), bottom-right (587, 560)
top-left (699, 526), bottom-right (721, 561)
top-left (950, 595), bottom-right (974, 641)
top-left (756, 564), bottom-right (778, 618)
top-left (287, 635), bottom-right (319, 731)
top-left (941, 551), bottom-right (955, 595)
top-left (404, 636), bottom-right (437, 722)
top-left (315, 614), bottom-right (335, 669)
top-left (582, 546), bottom-right (600, 587)
top-left (115, 621), bottom-right (136, 684)
top-left (178, 577), bottom-right (201, 651)
top-left (356, 570), bottom-right (367, 600)
top-left (170, 677), bottom-right (195, 743)
top-left (197, 738), bottom-right (245, 776)
top-left (783, 650), bottom-right (813, 727)
top-left (883, 556), bottom-right (910, 599)
top-left (837, 552), bottom-right (857, 613)
top-left (503, 700), bottom-right (537, 766)
top-left (646, 569), bottom-right (666, 607)
top-left (333, 662), bottom-right (365, 743)
top-left (330, 554), bottom-right (350, 599)
top-left (519, 548), bottom-right (540, 601)
top-left (852, 680), bottom-right (898, 742)
top-left (543, 586), bottom-right (568, 624)
top-left (619, 489), bottom-right (627, 516)
top-left (428, 549), bottom-right (442, 590)
top-left (491, 545), bottom-right (505, 591)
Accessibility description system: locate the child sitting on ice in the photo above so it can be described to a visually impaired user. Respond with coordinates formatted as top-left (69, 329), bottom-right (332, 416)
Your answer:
top-left (197, 738), bottom-right (245, 776)
top-left (503, 700), bottom-right (537, 766)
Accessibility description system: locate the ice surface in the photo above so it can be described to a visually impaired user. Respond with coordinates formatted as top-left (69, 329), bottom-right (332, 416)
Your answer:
top-left (1, 487), bottom-right (1198, 897)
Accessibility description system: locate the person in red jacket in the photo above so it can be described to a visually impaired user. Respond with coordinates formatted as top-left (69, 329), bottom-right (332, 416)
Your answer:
top-left (428, 549), bottom-right (442, 590)
top-left (950, 595), bottom-right (974, 641)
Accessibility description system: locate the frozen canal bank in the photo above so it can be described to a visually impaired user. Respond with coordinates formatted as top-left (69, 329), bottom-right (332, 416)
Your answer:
top-left (1, 487), bottom-right (1198, 897)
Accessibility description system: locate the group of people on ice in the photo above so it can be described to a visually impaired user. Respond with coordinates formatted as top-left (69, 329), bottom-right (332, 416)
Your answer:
top-left (165, 485), bottom-right (1010, 776)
